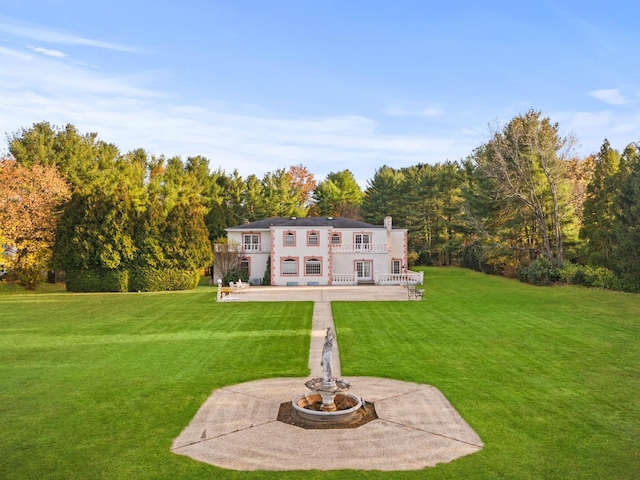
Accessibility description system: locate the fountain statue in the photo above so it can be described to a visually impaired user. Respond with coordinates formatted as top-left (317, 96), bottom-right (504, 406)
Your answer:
top-left (291, 327), bottom-right (363, 423)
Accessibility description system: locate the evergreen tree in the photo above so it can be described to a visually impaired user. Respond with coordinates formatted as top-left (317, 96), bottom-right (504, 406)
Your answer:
top-left (312, 169), bottom-right (363, 217)
top-left (362, 165), bottom-right (404, 225)
top-left (163, 201), bottom-right (213, 271)
top-left (54, 186), bottom-right (135, 291)
top-left (580, 139), bottom-right (621, 267)
top-left (610, 143), bottom-right (640, 291)
top-left (261, 168), bottom-right (307, 218)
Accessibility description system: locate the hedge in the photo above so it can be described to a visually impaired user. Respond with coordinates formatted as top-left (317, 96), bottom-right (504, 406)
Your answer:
top-left (65, 269), bottom-right (129, 292)
top-left (128, 267), bottom-right (200, 291)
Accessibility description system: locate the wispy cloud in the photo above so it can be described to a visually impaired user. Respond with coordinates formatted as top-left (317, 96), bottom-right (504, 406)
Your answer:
top-left (0, 17), bottom-right (142, 53)
top-left (28, 46), bottom-right (66, 58)
top-left (383, 105), bottom-right (444, 118)
top-left (551, 108), bottom-right (640, 155)
top-left (589, 89), bottom-right (631, 106)
top-left (0, 43), bottom-right (469, 182)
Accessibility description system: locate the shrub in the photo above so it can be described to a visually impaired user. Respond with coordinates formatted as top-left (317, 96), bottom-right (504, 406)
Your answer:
top-left (65, 269), bottom-right (129, 292)
top-left (584, 266), bottom-right (617, 289)
top-left (222, 268), bottom-right (249, 286)
top-left (129, 267), bottom-right (200, 291)
top-left (262, 256), bottom-right (271, 286)
top-left (559, 263), bottom-right (585, 285)
top-left (559, 263), bottom-right (622, 290)
top-left (517, 258), bottom-right (560, 286)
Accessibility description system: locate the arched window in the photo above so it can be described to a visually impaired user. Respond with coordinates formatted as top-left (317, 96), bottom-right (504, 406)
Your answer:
top-left (307, 231), bottom-right (319, 246)
top-left (282, 258), bottom-right (298, 275)
top-left (284, 232), bottom-right (295, 246)
top-left (331, 233), bottom-right (341, 245)
top-left (305, 258), bottom-right (321, 275)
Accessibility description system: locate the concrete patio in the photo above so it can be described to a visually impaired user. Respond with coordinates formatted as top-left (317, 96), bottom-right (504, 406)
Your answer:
top-left (172, 282), bottom-right (483, 471)
top-left (223, 284), bottom-right (414, 302)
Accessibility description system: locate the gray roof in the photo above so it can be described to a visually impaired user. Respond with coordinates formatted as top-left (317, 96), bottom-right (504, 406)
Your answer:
top-left (227, 217), bottom-right (386, 230)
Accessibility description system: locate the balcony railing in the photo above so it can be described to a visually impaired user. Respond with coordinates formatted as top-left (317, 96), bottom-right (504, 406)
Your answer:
top-left (240, 244), bottom-right (269, 254)
top-left (214, 244), bottom-right (269, 254)
top-left (330, 243), bottom-right (388, 254)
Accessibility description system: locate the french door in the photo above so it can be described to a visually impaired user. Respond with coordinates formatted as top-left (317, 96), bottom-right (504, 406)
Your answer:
top-left (355, 260), bottom-right (372, 281)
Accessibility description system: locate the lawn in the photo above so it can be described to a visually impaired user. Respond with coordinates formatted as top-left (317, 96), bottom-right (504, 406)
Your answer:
top-left (0, 286), bottom-right (312, 479)
top-left (1, 269), bottom-right (638, 479)
top-left (334, 267), bottom-right (640, 479)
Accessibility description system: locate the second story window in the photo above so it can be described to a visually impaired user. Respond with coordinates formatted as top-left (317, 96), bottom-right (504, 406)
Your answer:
top-left (284, 231), bottom-right (295, 246)
top-left (307, 231), bottom-right (319, 246)
top-left (243, 234), bottom-right (259, 251)
top-left (331, 233), bottom-right (341, 245)
top-left (355, 233), bottom-right (371, 250)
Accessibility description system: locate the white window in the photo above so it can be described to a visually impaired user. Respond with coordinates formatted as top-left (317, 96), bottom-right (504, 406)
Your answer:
top-left (392, 259), bottom-right (401, 274)
top-left (331, 233), bottom-right (341, 245)
top-left (284, 232), bottom-right (295, 246)
top-left (305, 258), bottom-right (321, 275)
top-left (355, 233), bottom-right (371, 250)
top-left (308, 232), bottom-right (319, 246)
top-left (243, 234), bottom-right (259, 251)
top-left (282, 258), bottom-right (298, 275)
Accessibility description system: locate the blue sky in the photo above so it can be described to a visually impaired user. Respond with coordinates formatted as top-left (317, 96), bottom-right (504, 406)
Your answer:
top-left (1, 1), bottom-right (638, 185)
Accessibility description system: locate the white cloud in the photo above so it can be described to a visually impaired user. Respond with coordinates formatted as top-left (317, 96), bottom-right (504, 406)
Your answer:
top-left (589, 89), bottom-right (630, 106)
top-left (0, 16), bottom-right (142, 53)
top-left (383, 105), bottom-right (444, 118)
top-left (551, 108), bottom-right (640, 155)
top-left (0, 45), bottom-right (468, 182)
top-left (28, 46), bottom-right (66, 58)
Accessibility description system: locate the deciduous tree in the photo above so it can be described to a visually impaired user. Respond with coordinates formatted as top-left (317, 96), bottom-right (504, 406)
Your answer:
top-left (0, 159), bottom-right (70, 288)
top-left (474, 110), bottom-right (576, 268)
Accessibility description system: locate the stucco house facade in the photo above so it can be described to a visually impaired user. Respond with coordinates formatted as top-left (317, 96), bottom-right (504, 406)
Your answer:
top-left (215, 216), bottom-right (422, 286)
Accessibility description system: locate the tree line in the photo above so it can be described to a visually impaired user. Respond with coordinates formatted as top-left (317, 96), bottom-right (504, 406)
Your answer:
top-left (1, 111), bottom-right (639, 292)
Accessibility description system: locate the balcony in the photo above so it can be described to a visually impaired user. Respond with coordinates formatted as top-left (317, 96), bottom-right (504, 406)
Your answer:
top-left (240, 244), bottom-right (269, 254)
top-left (214, 244), bottom-right (269, 254)
top-left (330, 243), bottom-right (388, 254)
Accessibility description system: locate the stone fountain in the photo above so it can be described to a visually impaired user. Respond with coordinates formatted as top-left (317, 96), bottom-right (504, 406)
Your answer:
top-left (291, 327), bottom-right (364, 424)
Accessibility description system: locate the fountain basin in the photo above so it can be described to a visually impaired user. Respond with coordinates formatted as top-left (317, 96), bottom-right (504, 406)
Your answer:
top-left (292, 393), bottom-right (363, 423)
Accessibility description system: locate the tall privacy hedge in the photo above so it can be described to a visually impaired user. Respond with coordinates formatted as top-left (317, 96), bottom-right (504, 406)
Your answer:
top-left (64, 269), bottom-right (129, 292)
top-left (54, 188), bottom-right (212, 292)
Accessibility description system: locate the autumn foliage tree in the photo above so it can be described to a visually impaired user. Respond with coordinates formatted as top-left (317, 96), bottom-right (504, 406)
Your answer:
top-left (0, 159), bottom-right (70, 288)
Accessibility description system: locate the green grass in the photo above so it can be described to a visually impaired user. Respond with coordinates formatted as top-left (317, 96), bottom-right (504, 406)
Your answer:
top-left (0, 286), bottom-right (312, 479)
top-left (333, 267), bottom-right (640, 479)
top-left (1, 270), bottom-right (638, 479)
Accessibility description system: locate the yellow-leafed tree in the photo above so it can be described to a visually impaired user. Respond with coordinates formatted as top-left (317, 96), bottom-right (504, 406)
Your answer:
top-left (0, 159), bottom-right (71, 288)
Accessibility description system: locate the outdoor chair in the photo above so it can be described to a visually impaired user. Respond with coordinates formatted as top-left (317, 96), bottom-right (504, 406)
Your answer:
top-left (407, 283), bottom-right (424, 300)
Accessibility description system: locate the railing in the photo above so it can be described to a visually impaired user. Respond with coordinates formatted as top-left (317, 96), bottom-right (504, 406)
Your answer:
top-left (331, 243), bottom-right (388, 254)
top-left (240, 244), bottom-right (269, 253)
top-left (331, 273), bottom-right (356, 285)
top-left (376, 270), bottom-right (424, 285)
top-left (214, 244), bottom-right (269, 254)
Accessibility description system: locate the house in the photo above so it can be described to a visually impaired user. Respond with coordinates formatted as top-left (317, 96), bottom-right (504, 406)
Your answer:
top-left (214, 215), bottom-right (423, 286)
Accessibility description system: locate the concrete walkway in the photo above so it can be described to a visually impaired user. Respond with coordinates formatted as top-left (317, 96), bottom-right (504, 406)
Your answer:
top-left (171, 286), bottom-right (483, 471)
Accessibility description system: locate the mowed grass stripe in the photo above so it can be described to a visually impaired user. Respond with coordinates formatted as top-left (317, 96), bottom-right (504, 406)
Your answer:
top-left (0, 287), bottom-right (312, 480)
top-left (332, 267), bottom-right (640, 479)
top-left (1, 272), bottom-right (639, 479)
